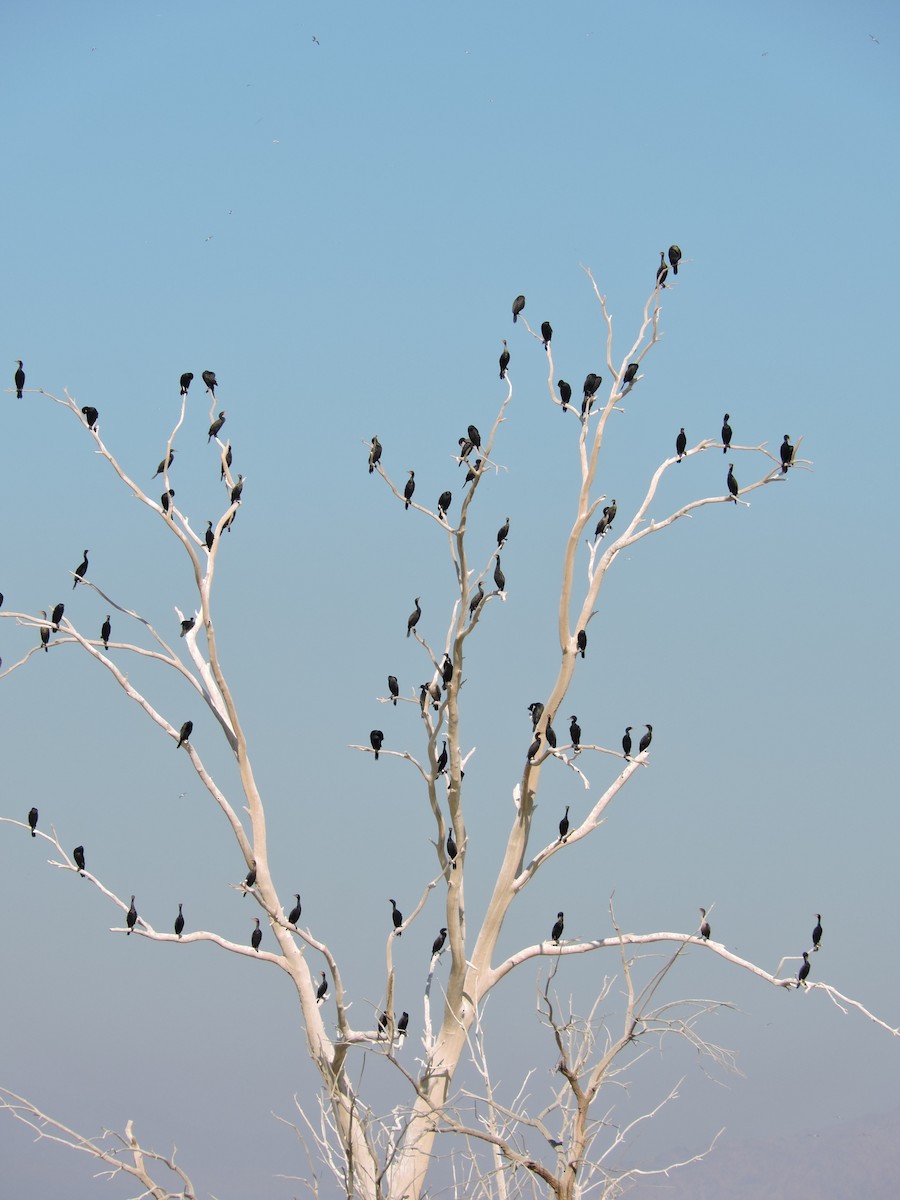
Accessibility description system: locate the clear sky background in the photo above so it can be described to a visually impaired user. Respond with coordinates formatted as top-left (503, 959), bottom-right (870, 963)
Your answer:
top-left (1, 2), bottom-right (898, 1197)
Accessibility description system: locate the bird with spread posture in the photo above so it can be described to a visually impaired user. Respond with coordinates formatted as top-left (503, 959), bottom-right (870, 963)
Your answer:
top-left (699, 908), bottom-right (711, 940)
top-left (73, 845), bottom-right (86, 876)
top-left (558, 806), bottom-right (570, 842)
top-left (722, 414), bottom-right (732, 454)
top-left (208, 411), bottom-right (226, 442)
top-left (177, 720), bottom-right (193, 748)
top-left (251, 918), bottom-right (262, 951)
top-left (370, 730), bottom-right (384, 760)
top-left (432, 927), bottom-right (447, 956)
top-left (497, 517), bottom-right (509, 546)
top-left (14, 360), bottom-right (25, 398)
top-left (541, 321), bottom-right (552, 349)
top-left (404, 470), bottom-right (415, 509)
top-left (668, 245), bottom-right (682, 274)
top-left (446, 828), bottom-right (457, 869)
top-left (127, 896), bottom-right (138, 935)
top-left (368, 436), bottom-right (382, 474)
top-left (316, 971), bottom-right (328, 1001)
top-left (512, 294), bottom-right (525, 323)
top-left (622, 727), bottom-right (633, 759)
top-left (101, 616), bottom-right (111, 648)
top-left (812, 914), bottom-right (823, 951)
top-left (28, 807), bottom-right (38, 837)
top-left (407, 597), bottom-right (421, 638)
top-left (676, 428), bottom-right (687, 461)
top-left (780, 435), bottom-right (794, 473)
top-left (179, 372), bottom-right (193, 396)
top-left (551, 912), bottom-right (565, 944)
top-left (388, 675), bottom-right (399, 705)
top-left (623, 362), bottom-right (639, 386)
top-left (51, 602), bottom-right (64, 631)
top-left (727, 464), bottom-right (739, 502)
top-left (437, 490), bottom-right (452, 520)
top-left (73, 550), bottom-right (89, 589)
top-left (499, 340), bottom-right (510, 378)
top-left (569, 716), bottom-right (581, 750)
top-left (81, 406), bottom-right (99, 430)
top-left (288, 894), bottom-right (302, 926)
top-left (174, 904), bottom-right (185, 938)
top-left (656, 251), bottom-right (668, 289)
top-left (798, 951), bottom-right (811, 986)
top-left (153, 450), bottom-right (175, 479)
top-left (389, 898), bottom-right (403, 935)
top-left (558, 379), bottom-right (572, 411)
top-left (639, 724), bottom-right (653, 753)
top-left (202, 370), bottom-right (217, 396)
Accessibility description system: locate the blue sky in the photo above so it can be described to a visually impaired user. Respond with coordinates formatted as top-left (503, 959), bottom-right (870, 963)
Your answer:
top-left (1, 2), bottom-right (898, 1196)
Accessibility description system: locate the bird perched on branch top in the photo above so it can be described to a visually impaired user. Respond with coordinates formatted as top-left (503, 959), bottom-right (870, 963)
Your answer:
top-left (656, 251), bottom-right (668, 289)
top-left (208, 411), bottom-right (226, 442)
top-left (499, 340), bottom-right (510, 378)
top-left (551, 912), bottom-right (564, 944)
top-left (512, 294), bottom-right (525, 323)
top-left (780, 435), bottom-right (794, 473)
top-left (622, 726), bottom-right (632, 759)
top-left (727, 464), bottom-right (739, 502)
top-left (28, 807), bottom-right (38, 837)
top-left (251, 917), bottom-right (262, 952)
top-left (202, 370), bottom-right (217, 396)
top-left (73, 845), bottom-right (86, 876)
top-left (569, 715), bottom-right (581, 750)
top-left (676, 428), bottom-right (687, 461)
top-left (153, 450), bottom-right (175, 478)
top-left (177, 720), bottom-right (193, 748)
top-left (179, 372), bottom-right (193, 396)
top-left (388, 675), bottom-right (399, 705)
top-left (404, 470), bottom-right (415, 509)
top-left (230, 474), bottom-right (244, 504)
top-left (101, 616), bottom-right (111, 648)
top-left (668, 244), bottom-right (682, 274)
top-left (174, 904), bottom-right (185, 938)
top-left (639, 724), bottom-right (653, 753)
top-left (497, 516), bottom-right (509, 546)
top-left (722, 414), bottom-right (732, 454)
top-left (541, 321), bottom-right (552, 349)
top-left (127, 896), bottom-right (138, 934)
top-left (368, 436), bottom-right (382, 474)
top-left (798, 951), bottom-right (811, 985)
top-left (73, 550), bottom-right (89, 589)
top-left (559, 806), bottom-right (569, 842)
top-left (14, 360), bottom-right (25, 398)
top-left (407, 597), bottom-right (421, 638)
top-left (699, 908), bottom-right (711, 940)
top-left (389, 898), bottom-right (403, 935)
top-left (812, 914), bottom-right (823, 951)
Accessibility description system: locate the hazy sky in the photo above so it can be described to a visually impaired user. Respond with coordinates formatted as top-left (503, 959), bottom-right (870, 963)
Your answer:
top-left (1, 2), bottom-right (898, 1197)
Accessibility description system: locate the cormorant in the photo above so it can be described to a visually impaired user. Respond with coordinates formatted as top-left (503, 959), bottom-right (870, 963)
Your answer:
top-left (220, 441), bottom-right (233, 480)
top-left (676, 428), bottom-right (687, 461)
top-left (569, 715), bottom-right (581, 750)
top-left (316, 971), bottom-right (328, 1001)
top-left (202, 370), bottom-right (217, 396)
top-left (376, 1011), bottom-right (389, 1038)
top-left (368, 436), bottom-right (382, 474)
top-left (222, 510), bottom-right (236, 534)
top-left (73, 845), bottom-right (86, 876)
top-left (576, 629), bottom-right (587, 659)
top-left (81, 406), bottom-right (99, 430)
top-left (623, 362), bottom-right (639, 386)
top-left (527, 732), bottom-right (542, 762)
top-left (512, 294), bottom-right (526, 323)
top-left (397, 1011), bottom-right (409, 1037)
top-left (251, 917), bottom-right (262, 951)
top-left (812, 914), bottom-right (823, 951)
top-left (798, 951), bottom-right (811, 985)
top-left (230, 474), bottom-right (244, 504)
top-left (668, 245), bottom-right (682, 274)
top-left (528, 701), bottom-right (544, 729)
top-left (493, 555), bottom-right (505, 591)
top-left (458, 435), bottom-right (473, 461)
top-left (14, 360), bottom-right (25, 398)
top-left (582, 373), bottom-right (602, 416)
top-left (51, 602), bottom-right (64, 630)
top-left (404, 470), bottom-right (415, 509)
top-left (780, 435), bottom-right (794, 473)
top-left (559, 805), bottom-right (570, 842)
top-left (388, 675), bottom-right (399, 705)
top-left (180, 617), bottom-right (195, 637)
top-left (205, 521), bottom-right (214, 550)
top-left (179, 372), bottom-right (193, 396)
top-left (243, 863), bottom-right (257, 894)
top-left (722, 414), bottom-right (732, 454)
top-left (468, 581), bottom-right (484, 616)
top-left (497, 516), bottom-right (509, 546)
top-left (595, 503), bottom-right (617, 539)
top-left (288, 894), bottom-right (302, 925)
top-left (177, 720), bottom-right (193, 748)
top-left (546, 717), bottom-right (557, 748)
top-left (174, 903), bottom-right (185, 938)
top-left (432, 927), bottom-right (447, 955)
top-left (38, 611), bottom-right (49, 651)
top-left (28, 806), bottom-right (38, 837)
top-left (441, 654), bottom-right (453, 685)
top-left (558, 379), bottom-right (572, 411)
top-left (127, 896), bottom-right (138, 934)
top-left (699, 908), bottom-right (711, 940)
top-left (407, 597), bottom-right (421, 638)
top-left (639, 724), bottom-right (653, 753)
top-left (153, 450), bottom-right (175, 478)
top-left (208, 411), bottom-right (226, 442)
top-left (499, 340), bottom-right (510, 378)
top-left (541, 321), bottom-right (552, 349)
top-left (622, 726), bottom-right (633, 759)
top-left (436, 740), bottom-right (448, 774)
top-left (464, 458), bottom-right (481, 485)
top-left (161, 489), bottom-right (175, 515)
top-left (73, 550), bottom-right (89, 589)
top-left (551, 911), bottom-right (564, 944)
top-left (370, 730), bottom-right (384, 760)
top-left (446, 828), bottom-right (457, 868)
top-left (656, 251), bottom-right (668, 289)
top-left (101, 616), bottom-right (111, 648)
top-left (437, 490), bottom-right (452, 520)
top-left (727, 464), bottom-right (739, 502)
top-left (467, 424), bottom-right (482, 449)
top-left (390, 898), bottom-right (403, 934)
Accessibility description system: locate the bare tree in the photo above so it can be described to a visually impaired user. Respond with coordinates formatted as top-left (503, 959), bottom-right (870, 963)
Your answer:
top-left (1, 264), bottom-right (893, 1199)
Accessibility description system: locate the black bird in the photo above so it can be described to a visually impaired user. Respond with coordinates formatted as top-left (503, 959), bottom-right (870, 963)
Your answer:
top-left (582, 373), bottom-right (602, 415)
top-left (205, 521), bottom-right (215, 550)
top-left (668, 245), bottom-right (683, 274)
top-left (441, 655), bottom-right (453, 685)
top-left (180, 617), bottom-right (195, 637)
top-left (497, 516), bottom-right (509, 546)
top-left (493, 555), bottom-right (505, 592)
top-left (622, 726), bottom-right (633, 759)
top-left (28, 806), bottom-right (38, 837)
top-left (243, 863), bottom-right (257, 894)
top-left (437, 490), bottom-right (452, 520)
top-left (368, 436), bottom-right (382, 474)
top-left (569, 715), bottom-right (581, 750)
top-left (220, 441), bottom-right (233, 481)
top-left (446, 828), bottom-right (457, 869)
top-left (14, 360), bottom-right (25, 397)
top-left (388, 675), bottom-right (399, 705)
top-left (377, 1011), bottom-right (389, 1037)
top-left (370, 730), bottom-right (384, 760)
top-left (153, 450), bottom-right (175, 478)
top-left (38, 611), bottom-right (49, 651)
top-left (527, 732), bottom-right (542, 762)
top-left (177, 720), bottom-right (193, 748)
top-left (221, 510), bottom-right (236, 534)
top-left (559, 806), bottom-right (570, 842)
top-left (51, 602), bottom-right (64, 631)
top-left (101, 615), bottom-right (111, 648)
top-left (798, 951), bottom-right (811, 986)
top-left (727, 464), bottom-right (739, 502)
top-left (458, 435), bottom-right (474, 462)
top-left (676, 428), bottom-right (687, 461)
top-left (436, 740), bottom-right (448, 775)
top-left (81, 406), bottom-right (99, 430)
top-left (288, 894), bottom-right (302, 926)
top-left (558, 379), bottom-right (572, 411)
top-left (73, 845), bottom-right (85, 876)
top-left (464, 458), bottom-right (481, 486)
top-left (230, 474), bottom-right (244, 504)
top-left (722, 414), bottom-right (732, 454)
top-left (404, 470), bottom-right (415, 509)
top-left (127, 896), bottom-right (138, 934)
top-left (432, 927), bottom-right (447, 956)
top-left (251, 917), bottom-right (262, 952)
top-left (699, 908), bottom-right (711, 940)
top-left (202, 370), bottom-right (217, 396)
top-left (467, 424), bottom-right (482, 450)
top-left (541, 321), bottom-right (552, 349)
top-left (512, 294), bottom-right (526, 323)
top-left (390, 898), bottom-right (403, 935)
top-left (407, 597), bottom-right (421, 638)
top-left (528, 701), bottom-right (545, 729)
top-left (812, 914), bottom-right (823, 951)
top-left (499, 340), bottom-right (510, 378)
top-left (208, 410), bottom-right (226, 442)
top-left (73, 550), bottom-right (89, 589)
top-left (397, 1011), bottom-right (409, 1037)
top-left (780, 435), bottom-right (794, 473)
top-left (551, 911), bottom-right (565, 944)
top-left (576, 629), bottom-right (587, 659)
top-left (316, 971), bottom-right (328, 1001)
top-left (161, 489), bottom-right (175, 515)
top-left (639, 724), bottom-right (653, 753)
top-left (468, 581), bottom-right (484, 616)
top-left (656, 251), bottom-right (668, 289)
top-left (623, 362), bottom-right (639, 386)
top-left (595, 501), bottom-right (617, 539)
top-left (179, 372), bottom-right (193, 396)
top-left (547, 712), bottom-right (557, 747)
top-left (174, 903), bottom-right (185, 938)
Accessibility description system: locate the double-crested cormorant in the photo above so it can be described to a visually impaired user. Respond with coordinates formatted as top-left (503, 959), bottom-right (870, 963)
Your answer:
top-left (377, 1011), bottom-right (389, 1037)
top-left (180, 617), bottom-right (195, 637)
top-left (780, 435), bottom-right (794, 473)
top-left (404, 471), bottom-right (415, 509)
top-left (699, 907), bottom-right (711, 940)
top-left (202, 370), bottom-right (217, 396)
top-left (812, 914), bottom-right (823, 951)
top-left (464, 458), bottom-right (481, 485)
top-left (569, 715), bottom-right (581, 750)
top-left (497, 516), bottom-right (509, 546)
top-left (28, 806), bottom-right (38, 837)
top-left (458, 435), bottom-right (473, 462)
top-left (527, 732), bottom-right (542, 762)
top-left (668, 245), bottom-right (682, 274)
top-left (390, 898), bottom-right (403, 934)
top-left (407, 597), bottom-right (421, 638)
top-left (595, 500), bottom-right (617, 539)
top-left (436, 740), bottom-right (448, 774)
top-left (368, 436), bottom-right (382, 474)
top-left (230, 474), bottom-right (244, 504)
top-left (370, 729), bottom-right (384, 760)
top-left (101, 616), bottom-right (111, 649)
top-left (528, 701), bottom-right (544, 729)
top-left (441, 654), bottom-right (453, 685)
top-left (205, 521), bottom-right (215, 550)
top-left (316, 971), bottom-right (328, 1001)
top-left (38, 611), bottom-right (49, 651)
top-left (499, 340), bottom-right (510, 378)
top-left (512, 294), bottom-right (525, 323)
top-left (251, 917), bottom-right (262, 951)
top-left (73, 845), bottom-right (86, 876)
top-left (175, 903), bottom-right (185, 938)
top-left (397, 1011), bottom-right (409, 1037)
top-left (558, 379), bottom-right (572, 411)
top-left (388, 675), bottom-right (399, 705)
top-left (243, 863), bottom-right (257, 894)
top-left (177, 720), bottom-right (193, 748)
top-left (208, 411), bottom-right (226, 442)
top-left (576, 629), bottom-right (587, 659)
top-left (798, 950), bottom-right (810, 985)
top-left (437, 490), bottom-right (452, 520)
top-left (180, 372), bottom-right (193, 396)
top-left (722, 414), bottom-right (732, 454)
top-left (676, 428), bottom-right (687, 461)
top-left (623, 362), bottom-right (639, 386)
top-left (446, 828), bottom-right (457, 868)
top-left (220, 441), bottom-right (233, 481)
top-left (81, 406), bottom-right (99, 430)
top-left (622, 726), bottom-right (633, 759)
top-left (432, 927), bottom-right (447, 955)
top-left (73, 550), bottom-right (89, 589)
top-left (288, 894), bottom-right (302, 925)
top-left (493, 555), bottom-right (505, 591)
top-left (639, 724), bottom-right (653, 753)
top-left (582, 373), bottom-right (602, 416)
top-left (467, 424), bottom-right (482, 450)
top-left (727, 464), bottom-right (739, 502)
top-left (541, 321), bottom-right (552, 349)
top-left (153, 450), bottom-right (175, 478)
top-left (551, 911), bottom-right (564, 944)
top-left (161, 489), bottom-right (175, 515)
top-left (559, 805), bottom-right (570, 842)
top-left (51, 602), bottom-right (64, 631)
top-left (127, 895), bottom-right (138, 934)
top-left (656, 251), bottom-right (668, 289)
top-left (468, 581), bottom-right (484, 616)
top-left (14, 360), bottom-right (25, 398)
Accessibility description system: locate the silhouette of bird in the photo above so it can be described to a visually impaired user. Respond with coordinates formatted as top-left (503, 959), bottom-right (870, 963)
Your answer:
top-left (230, 474), bottom-right (244, 504)
top-left (205, 521), bottom-right (215, 550)
top-left (73, 550), bottom-right (88, 589)
top-left (180, 372), bottom-right (193, 396)
top-left (251, 917), bottom-right (262, 951)
top-left (28, 807), bottom-right (38, 837)
top-left (406, 597), bottom-right (421, 638)
top-left (436, 740), bottom-right (448, 774)
top-left (582, 373), bottom-right (602, 416)
top-left (404, 471), bottom-right (415, 509)
top-left (81, 406), bottom-right (99, 430)
top-left (177, 720), bottom-right (193, 748)
top-left (73, 845), bottom-right (85, 876)
top-left (153, 450), bottom-right (175, 478)
top-left (499, 340), bottom-right (510, 378)
top-left (639, 724), bottom-right (653, 753)
top-left (527, 732), bottom-right (542, 762)
top-left (161, 488), bottom-right (175, 515)
top-left (576, 629), bottom-right (587, 659)
top-left (101, 616), bottom-right (111, 648)
top-left (569, 716), bottom-right (581, 750)
top-left (464, 457), bottom-right (481, 485)
top-left (595, 501), bottom-right (617, 538)
top-left (388, 675), bottom-right (399, 705)
top-left (528, 701), bottom-right (544, 729)
top-left (397, 1011), bottom-right (409, 1037)
top-left (432, 927), bottom-right (447, 955)
top-left (390, 898), bottom-right (403, 935)
top-left (378, 1011), bottom-right (389, 1037)
top-left (656, 251), bottom-right (668, 289)
top-left (699, 908), bottom-right (711, 940)
top-left (316, 971), bottom-right (328, 1001)
top-left (368, 436), bottom-right (382, 474)
top-left (202, 370), bottom-right (217, 396)
top-left (668, 245), bottom-right (682, 274)
top-left (559, 806), bottom-right (570, 842)
top-left (220, 442), bottom-right (233, 481)
top-left (623, 362), bottom-right (639, 385)
top-left (458, 435), bottom-right (473, 462)
top-left (558, 380), bottom-right (572, 411)
top-left (467, 424), bottom-right (482, 450)
top-left (208, 411), bottom-right (226, 442)
top-left (288, 894), bottom-right (302, 925)
top-left (180, 617), bottom-right (195, 637)
top-left (51, 602), bottom-right (64, 631)
top-left (512, 294), bottom-right (525, 323)
top-left (127, 896), bottom-right (138, 934)
top-left (812, 914), bottom-right (823, 951)
top-left (468, 581), bottom-right (484, 616)
top-left (551, 912), bottom-right (564, 944)
top-left (798, 951), bottom-right (811, 985)
top-left (727, 464), bottom-right (739, 502)
top-left (243, 863), bottom-right (257, 894)
top-left (446, 828), bottom-right (457, 868)
top-left (441, 655), bottom-right (453, 685)
top-left (370, 730), bottom-right (384, 760)
top-left (493, 555), bottom-right (505, 591)
top-left (38, 611), bottom-right (49, 651)
top-left (676, 428), bottom-right (687, 461)
top-left (546, 716), bottom-right (558, 749)
top-left (497, 516), bottom-right (509, 546)
top-left (14, 360), bottom-right (25, 398)
top-left (437, 491), bottom-right (452, 520)
top-left (541, 321), bottom-right (552, 349)
top-left (722, 414), bottom-right (732, 454)
top-left (622, 726), bottom-right (632, 758)
top-left (174, 903), bottom-right (185, 938)
top-left (780, 435), bottom-right (794, 473)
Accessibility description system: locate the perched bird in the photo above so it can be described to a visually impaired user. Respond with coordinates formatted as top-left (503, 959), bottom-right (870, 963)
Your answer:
top-left (377, 1011), bottom-right (389, 1037)
top-left (208, 410), bottom-right (226, 442)
top-left (368, 436), bottom-right (382, 474)
top-left (251, 917), bottom-right (262, 952)
top-left (153, 450), bottom-right (175, 478)
top-left (230, 474), bottom-right (244, 504)
top-left (639, 724), bottom-right (653, 753)
top-left (468, 581), bottom-right (484, 616)
top-left (676, 428), bottom-right (687, 461)
top-left (727, 464), bottom-right (739, 502)
top-left (595, 501), bottom-right (617, 539)
top-left (446, 828), bottom-right (457, 868)
top-left (177, 720), bottom-right (193, 748)
top-left (668, 245), bottom-right (682, 274)
top-left (101, 615), bottom-right (111, 648)
top-left (404, 471), bottom-right (415, 509)
top-left (551, 911), bottom-right (565, 944)
top-left (441, 655), bottom-right (453, 685)
top-left (656, 251), bottom-right (668, 289)
top-left (243, 863), bottom-right (257, 894)
top-left (161, 489), bottom-right (175, 516)
top-left (406, 597), bottom-right (421, 638)
top-left (180, 617), bottom-right (195, 637)
top-left (51, 602), bottom-right (64, 631)
top-left (527, 732), bottom-right (542, 762)
top-left (465, 457), bottom-right (481, 484)
top-left (569, 715), bottom-right (581, 750)
top-left (512, 294), bottom-right (526, 323)
top-left (559, 805), bottom-right (570, 842)
top-left (432, 927), bottom-right (448, 956)
top-left (528, 701), bottom-right (545, 729)
top-left (576, 629), bottom-right (587, 659)
top-left (541, 321), bottom-right (552, 349)
top-left (73, 845), bottom-right (86, 876)
top-left (780, 435), bottom-right (794, 473)
top-left (390, 898), bottom-right (403, 935)
top-left (493, 555), bottom-right (505, 591)
top-left (179, 372), bottom-right (193, 396)
top-left (81, 406), bottom-right (99, 430)
top-left (458, 435), bottom-right (473, 461)
top-left (722, 414), bottom-right (732, 454)
top-left (437, 490), bottom-right (452, 520)
top-left (73, 550), bottom-right (89, 589)
top-left (316, 971), bottom-right (328, 1001)
top-left (38, 611), bottom-right (49, 651)
top-left (388, 675), bottom-right (399, 705)
top-left (174, 903), bottom-right (185, 938)
top-left (497, 516), bottom-right (509, 546)
top-left (499, 340), bottom-right (510, 378)
top-left (558, 379), bottom-right (572, 411)
top-left (28, 806), bottom-right (38, 837)
top-left (699, 908), bottom-right (711, 940)
top-left (220, 441), bottom-right (233, 481)
top-left (582, 373), bottom-right (602, 416)
top-left (370, 729), bottom-right (384, 760)
top-left (127, 896), bottom-right (138, 935)
top-left (205, 521), bottom-right (215, 550)
top-left (202, 370), bottom-right (217, 396)
top-left (397, 1011), bottom-right (409, 1037)
top-left (14, 360), bottom-right (25, 398)
top-left (288, 894), bottom-right (302, 925)
top-left (546, 716), bottom-right (557, 749)
top-left (622, 726), bottom-right (633, 759)
top-left (622, 362), bottom-right (639, 386)
top-left (467, 424), bottom-right (482, 450)
top-left (798, 951), bottom-right (811, 985)
top-left (436, 740), bottom-right (448, 775)
top-left (812, 914), bottom-right (823, 951)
